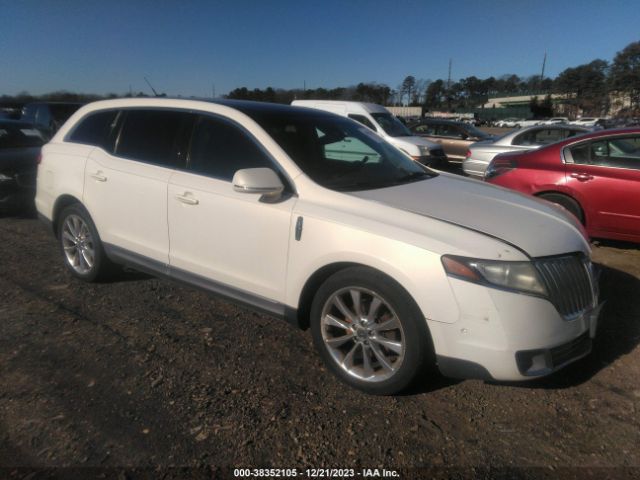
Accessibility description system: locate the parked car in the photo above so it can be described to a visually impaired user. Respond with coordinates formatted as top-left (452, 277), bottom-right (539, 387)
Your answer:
top-left (540, 117), bottom-right (569, 125)
top-left (495, 118), bottom-right (521, 128)
top-left (407, 119), bottom-right (495, 163)
top-left (37, 98), bottom-right (601, 395)
top-left (518, 118), bottom-right (542, 128)
top-left (0, 120), bottom-right (47, 213)
top-left (463, 125), bottom-right (591, 178)
top-left (485, 128), bottom-right (640, 243)
top-left (291, 100), bottom-right (447, 167)
top-left (570, 117), bottom-right (606, 129)
top-left (21, 102), bottom-right (83, 136)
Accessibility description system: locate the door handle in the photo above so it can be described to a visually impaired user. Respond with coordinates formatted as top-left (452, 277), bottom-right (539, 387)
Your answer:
top-left (175, 193), bottom-right (199, 205)
top-left (90, 171), bottom-right (107, 182)
top-left (570, 172), bottom-right (594, 181)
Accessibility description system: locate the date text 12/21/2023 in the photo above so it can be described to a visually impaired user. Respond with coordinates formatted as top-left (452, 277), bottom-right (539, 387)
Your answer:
top-left (233, 468), bottom-right (400, 478)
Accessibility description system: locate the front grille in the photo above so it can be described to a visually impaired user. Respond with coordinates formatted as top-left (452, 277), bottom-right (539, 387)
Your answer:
top-left (534, 254), bottom-right (595, 318)
top-left (550, 332), bottom-right (592, 367)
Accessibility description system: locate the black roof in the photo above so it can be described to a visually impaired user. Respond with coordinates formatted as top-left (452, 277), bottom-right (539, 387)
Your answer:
top-left (206, 99), bottom-right (338, 120)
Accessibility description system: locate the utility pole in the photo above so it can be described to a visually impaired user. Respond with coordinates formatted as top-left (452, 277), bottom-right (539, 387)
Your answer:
top-left (212, 83), bottom-right (216, 99)
top-left (447, 58), bottom-right (452, 90)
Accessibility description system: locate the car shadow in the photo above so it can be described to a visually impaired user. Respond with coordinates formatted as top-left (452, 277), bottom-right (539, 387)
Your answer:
top-left (493, 264), bottom-right (640, 390)
top-left (592, 238), bottom-right (640, 251)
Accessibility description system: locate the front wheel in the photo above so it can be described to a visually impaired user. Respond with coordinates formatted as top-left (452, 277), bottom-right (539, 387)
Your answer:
top-left (310, 267), bottom-right (433, 395)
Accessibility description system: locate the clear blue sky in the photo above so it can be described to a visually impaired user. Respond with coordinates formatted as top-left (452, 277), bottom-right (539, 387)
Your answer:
top-left (1, 0), bottom-right (638, 97)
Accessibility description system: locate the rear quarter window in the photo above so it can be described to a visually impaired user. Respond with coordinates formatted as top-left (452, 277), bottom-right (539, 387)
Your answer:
top-left (67, 110), bottom-right (119, 150)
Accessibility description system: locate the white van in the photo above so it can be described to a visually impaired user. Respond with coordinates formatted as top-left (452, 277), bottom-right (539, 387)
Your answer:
top-left (291, 100), bottom-right (447, 166)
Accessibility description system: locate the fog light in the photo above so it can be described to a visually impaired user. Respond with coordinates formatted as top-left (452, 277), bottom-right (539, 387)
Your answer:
top-left (515, 349), bottom-right (552, 376)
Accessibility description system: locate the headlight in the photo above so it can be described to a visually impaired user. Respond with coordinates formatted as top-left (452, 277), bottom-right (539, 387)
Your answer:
top-left (418, 145), bottom-right (431, 155)
top-left (441, 255), bottom-right (547, 296)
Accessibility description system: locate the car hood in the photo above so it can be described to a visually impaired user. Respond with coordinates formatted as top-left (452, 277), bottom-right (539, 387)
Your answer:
top-left (348, 173), bottom-right (589, 258)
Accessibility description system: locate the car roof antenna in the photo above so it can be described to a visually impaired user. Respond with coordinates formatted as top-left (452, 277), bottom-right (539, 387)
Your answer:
top-left (144, 76), bottom-right (160, 97)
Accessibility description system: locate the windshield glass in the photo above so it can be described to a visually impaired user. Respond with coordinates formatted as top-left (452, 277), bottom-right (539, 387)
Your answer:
top-left (252, 113), bottom-right (436, 191)
top-left (370, 112), bottom-right (412, 137)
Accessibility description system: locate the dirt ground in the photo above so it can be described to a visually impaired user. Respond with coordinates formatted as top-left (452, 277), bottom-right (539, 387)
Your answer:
top-left (1, 214), bottom-right (639, 480)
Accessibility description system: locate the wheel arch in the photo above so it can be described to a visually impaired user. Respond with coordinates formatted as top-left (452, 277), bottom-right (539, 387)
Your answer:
top-left (51, 194), bottom-right (83, 237)
top-left (534, 190), bottom-right (587, 226)
top-left (292, 261), bottom-right (429, 334)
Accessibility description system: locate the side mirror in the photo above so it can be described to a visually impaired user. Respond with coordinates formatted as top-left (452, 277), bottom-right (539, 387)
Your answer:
top-left (232, 168), bottom-right (284, 199)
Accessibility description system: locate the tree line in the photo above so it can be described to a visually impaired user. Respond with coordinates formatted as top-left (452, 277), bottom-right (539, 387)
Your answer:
top-left (2, 41), bottom-right (638, 117)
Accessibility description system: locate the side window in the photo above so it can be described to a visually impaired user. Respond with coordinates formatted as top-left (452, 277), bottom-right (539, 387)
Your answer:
top-left (590, 140), bottom-right (608, 163)
top-left (68, 110), bottom-right (119, 150)
top-left (534, 128), bottom-right (565, 145)
top-left (188, 115), bottom-right (274, 181)
top-left (36, 106), bottom-right (51, 128)
top-left (116, 110), bottom-right (193, 168)
top-left (348, 114), bottom-right (376, 131)
top-left (438, 124), bottom-right (461, 138)
top-left (413, 123), bottom-right (436, 135)
top-left (569, 140), bottom-right (609, 166)
top-left (513, 131), bottom-right (535, 146)
top-left (607, 136), bottom-right (640, 170)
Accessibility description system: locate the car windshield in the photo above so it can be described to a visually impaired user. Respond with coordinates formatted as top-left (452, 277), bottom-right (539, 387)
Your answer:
top-left (465, 124), bottom-right (491, 139)
top-left (370, 112), bottom-right (413, 137)
top-left (252, 113), bottom-right (436, 191)
top-left (0, 123), bottom-right (46, 148)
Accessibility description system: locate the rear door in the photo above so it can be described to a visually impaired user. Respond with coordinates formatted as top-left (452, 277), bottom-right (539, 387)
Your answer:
top-left (564, 135), bottom-right (640, 237)
top-left (84, 109), bottom-right (194, 264)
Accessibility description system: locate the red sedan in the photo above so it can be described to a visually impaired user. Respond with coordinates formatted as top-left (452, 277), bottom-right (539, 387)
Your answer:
top-left (485, 128), bottom-right (640, 243)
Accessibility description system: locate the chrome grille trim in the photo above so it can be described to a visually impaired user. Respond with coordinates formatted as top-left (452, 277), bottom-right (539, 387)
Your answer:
top-left (534, 254), bottom-right (595, 319)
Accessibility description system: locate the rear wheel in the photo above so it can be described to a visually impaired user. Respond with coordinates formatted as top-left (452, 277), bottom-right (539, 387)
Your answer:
top-left (57, 204), bottom-right (115, 282)
top-left (310, 267), bottom-right (432, 395)
top-left (538, 193), bottom-right (584, 224)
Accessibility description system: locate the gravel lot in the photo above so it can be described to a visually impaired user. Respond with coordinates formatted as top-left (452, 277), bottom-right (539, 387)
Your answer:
top-left (1, 214), bottom-right (639, 479)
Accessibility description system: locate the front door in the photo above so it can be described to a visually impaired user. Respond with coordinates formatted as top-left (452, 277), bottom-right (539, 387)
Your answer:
top-left (168, 114), bottom-right (296, 303)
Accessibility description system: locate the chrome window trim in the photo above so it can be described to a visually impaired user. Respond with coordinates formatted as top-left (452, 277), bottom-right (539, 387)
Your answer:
top-left (561, 133), bottom-right (640, 172)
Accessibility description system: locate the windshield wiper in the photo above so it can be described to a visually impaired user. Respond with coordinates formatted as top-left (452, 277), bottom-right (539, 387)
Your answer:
top-left (394, 170), bottom-right (437, 183)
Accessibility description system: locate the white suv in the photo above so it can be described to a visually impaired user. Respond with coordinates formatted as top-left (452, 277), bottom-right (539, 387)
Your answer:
top-left (36, 98), bottom-right (601, 395)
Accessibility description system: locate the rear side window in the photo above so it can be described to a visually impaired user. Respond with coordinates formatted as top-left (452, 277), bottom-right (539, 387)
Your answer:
top-left (116, 110), bottom-right (194, 168)
top-left (188, 115), bottom-right (274, 181)
top-left (68, 110), bottom-right (119, 149)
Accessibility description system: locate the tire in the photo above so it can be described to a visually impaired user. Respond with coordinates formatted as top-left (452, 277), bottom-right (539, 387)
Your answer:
top-left (538, 193), bottom-right (584, 224)
top-left (310, 266), bottom-right (433, 395)
top-left (57, 203), bottom-right (115, 282)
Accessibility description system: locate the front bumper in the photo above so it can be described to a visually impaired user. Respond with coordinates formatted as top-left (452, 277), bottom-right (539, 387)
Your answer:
top-left (428, 277), bottom-right (601, 381)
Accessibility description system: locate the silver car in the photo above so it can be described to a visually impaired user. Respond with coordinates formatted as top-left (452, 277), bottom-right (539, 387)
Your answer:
top-left (463, 125), bottom-right (591, 178)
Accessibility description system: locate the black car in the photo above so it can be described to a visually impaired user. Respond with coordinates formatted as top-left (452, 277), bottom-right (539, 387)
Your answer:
top-left (0, 120), bottom-right (47, 213)
top-left (21, 102), bottom-right (83, 136)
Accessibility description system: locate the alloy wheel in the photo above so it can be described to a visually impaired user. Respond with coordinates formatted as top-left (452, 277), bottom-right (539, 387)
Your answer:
top-left (320, 287), bottom-right (405, 382)
top-left (61, 214), bottom-right (95, 275)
